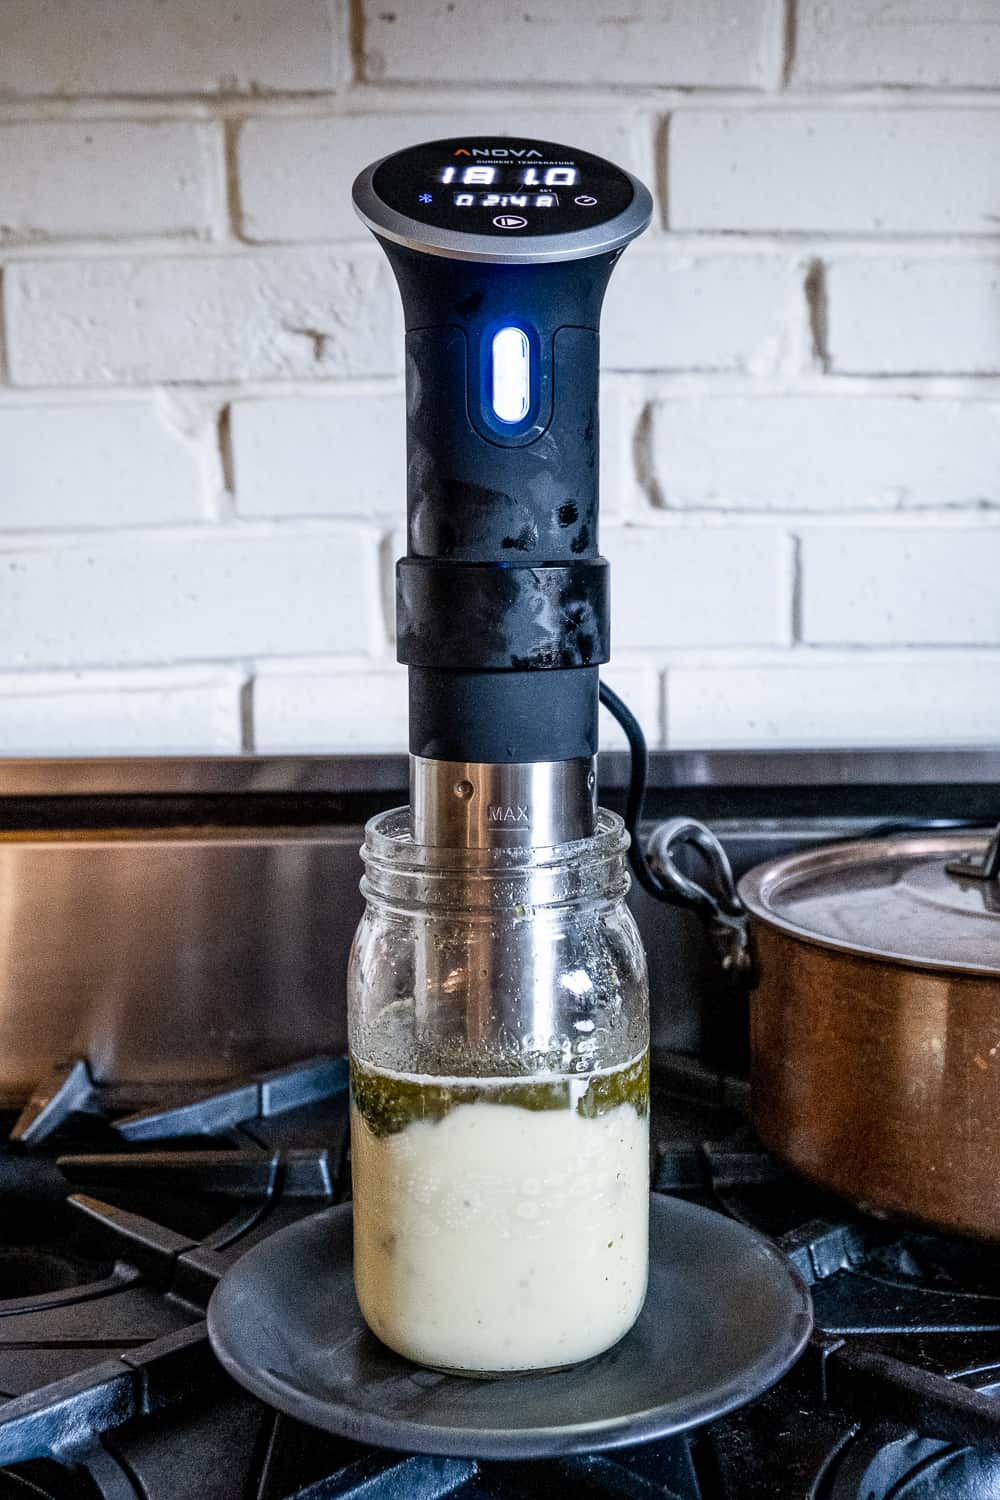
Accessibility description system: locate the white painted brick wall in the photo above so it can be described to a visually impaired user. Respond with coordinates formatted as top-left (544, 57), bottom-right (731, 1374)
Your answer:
top-left (0, 399), bottom-right (210, 528)
top-left (604, 527), bottom-right (791, 649)
top-left (800, 526), bottom-right (1000, 645)
top-left (794, 0), bottom-right (1000, 88)
top-left (253, 662), bottom-right (408, 752)
top-left (667, 656), bottom-right (1000, 748)
top-left (360, 1), bottom-right (783, 88)
top-left (0, 0), bottom-right (343, 97)
top-left (6, 253), bottom-right (400, 386)
top-left (0, 669), bottom-right (243, 753)
top-left (671, 111), bottom-right (1000, 234)
top-left (0, 0), bottom-right (997, 756)
top-left (828, 259), bottom-right (1000, 376)
top-left (231, 393), bottom-right (406, 519)
top-left (601, 253), bottom-right (802, 373)
top-left (0, 529), bottom-right (380, 668)
top-left (648, 397), bottom-right (1000, 511)
top-left (0, 121), bottom-right (223, 244)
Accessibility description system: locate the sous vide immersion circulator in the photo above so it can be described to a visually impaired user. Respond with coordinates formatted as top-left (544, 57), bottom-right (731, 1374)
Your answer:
top-left (347, 138), bottom-right (653, 1376)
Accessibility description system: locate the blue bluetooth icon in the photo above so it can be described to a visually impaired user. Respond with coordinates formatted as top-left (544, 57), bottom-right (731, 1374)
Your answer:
top-left (418, 193), bottom-right (433, 203)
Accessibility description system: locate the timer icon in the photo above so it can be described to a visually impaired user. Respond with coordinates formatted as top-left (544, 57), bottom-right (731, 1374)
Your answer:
top-left (575, 194), bottom-right (597, 206)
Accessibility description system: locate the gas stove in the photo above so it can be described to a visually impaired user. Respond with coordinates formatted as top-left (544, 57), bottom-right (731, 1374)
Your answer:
top-left (0, 1048), bottom-right (997, 1498)
top-left (0, 751), bottom-right (998, 1498)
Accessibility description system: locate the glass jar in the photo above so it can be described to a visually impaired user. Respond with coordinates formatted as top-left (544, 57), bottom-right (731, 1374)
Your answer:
top-left (347, 807), bottom-right (649, 1376)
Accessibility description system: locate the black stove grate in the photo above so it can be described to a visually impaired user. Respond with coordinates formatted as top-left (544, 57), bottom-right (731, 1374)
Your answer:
top-left (0, 1052), bottom-right (998, 1498)
top-left (10, 1056), bottom-right (349, 1152)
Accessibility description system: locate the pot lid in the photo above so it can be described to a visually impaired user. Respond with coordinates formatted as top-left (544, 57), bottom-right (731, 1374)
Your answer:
top-left (738, 826), bottom-right (1000, 978)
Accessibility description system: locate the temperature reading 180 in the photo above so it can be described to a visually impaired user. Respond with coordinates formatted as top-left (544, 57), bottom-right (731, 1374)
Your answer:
top-left (440, 166), bottom-right (577, 187)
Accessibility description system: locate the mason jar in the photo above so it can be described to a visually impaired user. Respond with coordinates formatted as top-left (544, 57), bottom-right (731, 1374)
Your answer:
top-left (347, 806), bottom-right (650, 1377)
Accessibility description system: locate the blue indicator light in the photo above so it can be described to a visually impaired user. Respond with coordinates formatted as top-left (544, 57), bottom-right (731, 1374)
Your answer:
top-left (491, 326), bottom-right (531, 424)
top-left (418, 193), bottom-right (433, 203)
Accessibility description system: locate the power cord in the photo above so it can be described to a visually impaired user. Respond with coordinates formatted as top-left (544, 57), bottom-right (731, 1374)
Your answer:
top-left (598, 680), bottom-right (675, 903)
top-left (599, 680), bottom-right (755, 985)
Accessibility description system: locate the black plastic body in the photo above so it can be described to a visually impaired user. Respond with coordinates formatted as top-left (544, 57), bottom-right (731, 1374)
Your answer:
top-left (381, 242), bottom-right (621, 763)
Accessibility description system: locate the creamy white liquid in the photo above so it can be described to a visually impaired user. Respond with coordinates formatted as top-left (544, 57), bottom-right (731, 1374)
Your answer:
top-left (351, 1063), bottom-right (649, 1374)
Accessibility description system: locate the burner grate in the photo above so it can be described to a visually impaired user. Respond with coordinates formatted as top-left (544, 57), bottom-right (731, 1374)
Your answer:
top-left (825, 1428), bottom-right (1000, 1499)
top-left (0, 1463), bottom-right (101, 1497)
top-left (8, 1057), bottom-right (349, 1153)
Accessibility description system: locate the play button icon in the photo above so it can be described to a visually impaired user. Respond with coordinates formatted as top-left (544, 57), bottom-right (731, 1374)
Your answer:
top-left (493, 214), bottom-right (528, 229)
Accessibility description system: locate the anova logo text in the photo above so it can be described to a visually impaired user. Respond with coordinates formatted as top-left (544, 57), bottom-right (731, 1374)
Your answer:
top-left (453, 147), bottom-right (544, 159)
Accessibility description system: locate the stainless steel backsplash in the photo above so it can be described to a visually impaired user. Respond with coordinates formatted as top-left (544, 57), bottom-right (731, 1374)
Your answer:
top-left (1, 752), bottom-right (994, 1103)
top-left (0, 817), bottom-right (883, 1101)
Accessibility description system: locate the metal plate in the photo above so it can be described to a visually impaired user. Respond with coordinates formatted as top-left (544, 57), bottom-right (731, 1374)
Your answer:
top-left (207, 1197), bottom-right (812, 1459)
top-left (740, 830), bottom-right (1000, 977)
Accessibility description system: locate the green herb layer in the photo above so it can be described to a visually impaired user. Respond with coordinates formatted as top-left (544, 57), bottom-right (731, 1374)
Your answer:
top-left (351, 1051), bottom-right (649, 1138)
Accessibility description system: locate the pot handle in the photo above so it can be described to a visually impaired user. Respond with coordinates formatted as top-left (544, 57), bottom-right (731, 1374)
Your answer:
top-left (945, 820), bottom-right (1000, 883)
top-left (647, 818), bottom-right (755, 988)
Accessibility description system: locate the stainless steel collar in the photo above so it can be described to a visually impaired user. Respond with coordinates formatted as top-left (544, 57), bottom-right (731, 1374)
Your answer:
top-left (410, 756), bottom-right (596, 849)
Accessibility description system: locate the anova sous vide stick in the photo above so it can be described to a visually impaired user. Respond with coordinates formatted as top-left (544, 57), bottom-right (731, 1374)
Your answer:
top-left (348, 137), bottom-right (653, 1374)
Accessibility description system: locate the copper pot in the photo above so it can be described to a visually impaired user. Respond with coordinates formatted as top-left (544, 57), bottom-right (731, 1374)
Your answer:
top-left (649, 820), bottom-right (1000, 1243)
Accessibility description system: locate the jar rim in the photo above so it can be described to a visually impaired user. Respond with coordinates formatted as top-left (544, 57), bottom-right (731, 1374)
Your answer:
top-left (361, 806), bottom-right (629, 876)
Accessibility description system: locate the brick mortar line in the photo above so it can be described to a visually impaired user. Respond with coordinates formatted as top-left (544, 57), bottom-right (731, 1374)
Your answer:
top-left (0, 375), bottom-right (998, 404)
top-left (640, 507), bottom-right (1000, 522)
top-left (0, 662), bottom-right (248, 680)
top-left (2, 644), bottom-right (998, 684)
top-left (249, 653), bottom-right (405, 675)
top-left (607, 512), bottom-right (1000, 530)
top-left (2, 661), bottom-right (999, 686)
top-left (0, 380), bottom-right (405, 403)
top-left (0, 519), bottom-right (388, 553)
top-left (213, 406), bottom-right (237, 522)
top-left (0, 238), bottom-right (393, 261)
top-left (659, 669), bottom-right (671, 747)
top-left (245, 647), bottom-right (1000, 668)
top-left (790, 533), bottom-right (803, 644)
top-left (0, 267), bottom-right (7, 384)
top-left (1, 388), bottom-right (997, 424)
top-left (221, 119), bottom-right (245, 245)
top-left (0, 649), bottom-right (398, 676)
top-left (2, 234), bottom-right (998, 262)
top-left (364, 525), bottom-right (391, 656)
top-left (1, 88), bottom-right (999, 126)
top-left (238, 677), bottom-right (255, 752)
top-left (654, 115), bottom-right (670, 230)
top-left (2, 512), bottom-right (1000, 556)
top-left (631, 375), bottom-right (1000, 398)
top-left (781, 530), bottom-right (797, 648)
top-left (213, 646), bottom-right (1000, 665)
top-left (379, 512), bottom-right (1000, 539)
top-left (347, 0), bottom-right (366, 85)
top-left (328, 85), bottom-right (1000, 108)
top-left (781, 0), bottom-right (798, 89)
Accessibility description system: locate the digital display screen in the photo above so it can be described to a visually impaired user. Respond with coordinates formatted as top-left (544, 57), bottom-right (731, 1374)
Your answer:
top-left (372, 138), bottom-right (634, 238)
